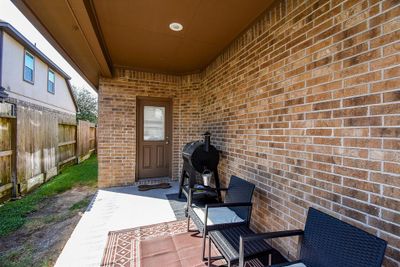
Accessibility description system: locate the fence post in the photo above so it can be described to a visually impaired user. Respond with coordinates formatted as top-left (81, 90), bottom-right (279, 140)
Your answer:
top-left (0, 102), bottom-right (17, 201)
top-left (76, 120), bottom-right (79, 164)
top-left (11, 115), bottom-right (18, 198)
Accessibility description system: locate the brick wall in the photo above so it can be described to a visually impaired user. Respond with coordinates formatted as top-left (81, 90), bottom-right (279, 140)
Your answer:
top-left (98, 69), bottom-right (201, 187)
top-left (199, 0), bottom-right (400, 265)
top-left (98, 0), bottom-right (399, 264)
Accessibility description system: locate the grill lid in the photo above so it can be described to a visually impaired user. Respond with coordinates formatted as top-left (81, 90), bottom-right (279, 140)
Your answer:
top-left (182, 133), bottom-right (219, 173)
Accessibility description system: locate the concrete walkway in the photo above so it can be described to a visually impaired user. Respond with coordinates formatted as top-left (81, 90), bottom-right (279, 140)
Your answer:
top-left (55, 181), bottom-right (180, 267)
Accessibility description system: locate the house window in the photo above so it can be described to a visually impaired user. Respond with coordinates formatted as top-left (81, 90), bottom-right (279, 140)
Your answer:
top-left (23, 51), bottom-right (34, 83)
top-left (47, 69), bottom-right (55, 94)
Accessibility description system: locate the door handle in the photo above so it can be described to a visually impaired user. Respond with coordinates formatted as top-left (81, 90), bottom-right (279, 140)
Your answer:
top-left (165, 141), bottom-right (169, 145)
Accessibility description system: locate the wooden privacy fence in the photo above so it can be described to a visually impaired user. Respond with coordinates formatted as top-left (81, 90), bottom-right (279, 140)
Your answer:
top-left (0, 115), bottom-right (14, 202)
top-left (17, 107), bottom-right (58, 192)
top-left (0, 102), bottom-right (96, 202)
top-left (58, 123), bottom-right (77, 168)
top-left (77, 120), bottom-right (96, 162)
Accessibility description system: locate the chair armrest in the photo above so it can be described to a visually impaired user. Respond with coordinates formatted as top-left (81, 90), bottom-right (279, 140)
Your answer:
top-left (238, 229), bottom-right (304, 267)
top-left (241, 229), bottom-right (304, 242)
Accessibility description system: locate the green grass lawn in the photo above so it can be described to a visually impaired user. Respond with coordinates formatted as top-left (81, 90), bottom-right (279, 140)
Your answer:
top-left (0, 155), bottom-right (98, 237)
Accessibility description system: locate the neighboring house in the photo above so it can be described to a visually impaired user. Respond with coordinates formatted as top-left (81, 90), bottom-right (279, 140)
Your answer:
top-left (0, 21), bottom-right (77, 116)
top-left (0, 21), bottom-right (77, 199)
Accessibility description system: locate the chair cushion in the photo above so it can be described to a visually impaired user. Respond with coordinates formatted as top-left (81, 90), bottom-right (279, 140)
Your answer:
top-left (270, 262), bottom-right (305, 267)
top-left (193, 206), bottom-right (244, 225)
top-left (209, 225), bottom-right (273, 262)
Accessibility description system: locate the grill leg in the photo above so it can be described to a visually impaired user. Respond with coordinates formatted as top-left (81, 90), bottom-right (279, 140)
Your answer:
top-left (178, 169), bottom-right (185, 198)
top-left (213, 170), bottom-right (222, 202)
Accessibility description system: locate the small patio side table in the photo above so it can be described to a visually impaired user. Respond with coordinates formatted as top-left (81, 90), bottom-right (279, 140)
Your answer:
top-left (208, 224), bottom-right (273, 267)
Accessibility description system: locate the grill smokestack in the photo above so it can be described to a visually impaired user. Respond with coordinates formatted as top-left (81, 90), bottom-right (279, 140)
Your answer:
top-left (204, 132), bottom-right (211, 152)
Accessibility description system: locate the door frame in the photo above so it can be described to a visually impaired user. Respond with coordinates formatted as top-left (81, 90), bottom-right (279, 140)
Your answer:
top-left (136, 96), bottom-right (173, 181)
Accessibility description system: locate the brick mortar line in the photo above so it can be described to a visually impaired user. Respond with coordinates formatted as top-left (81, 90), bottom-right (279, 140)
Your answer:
top-left (222, 151), bottom-right (399, 176)
top-left (257, 182), bottom-right (397, 228)
top-left (217, 28), bottom-right (397, 88)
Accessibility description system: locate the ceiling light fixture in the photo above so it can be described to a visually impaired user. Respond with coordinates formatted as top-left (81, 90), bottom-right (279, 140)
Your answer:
top-left (169, 22), bottom-right (183, 32)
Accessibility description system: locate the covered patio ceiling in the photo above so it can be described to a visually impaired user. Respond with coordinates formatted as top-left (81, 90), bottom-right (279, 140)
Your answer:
top-left (12, 0), bottom-right (274, 88)
top-left (8, 1), bottom-right (400, 266)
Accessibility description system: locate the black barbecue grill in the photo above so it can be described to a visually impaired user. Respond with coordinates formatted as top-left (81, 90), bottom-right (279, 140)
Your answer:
top-left (179, 132), bottom-right (221, 205)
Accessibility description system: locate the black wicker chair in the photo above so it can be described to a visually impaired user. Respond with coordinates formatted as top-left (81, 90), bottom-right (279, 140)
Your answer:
top-left (238, 207), bottom-right (387, 267)
top-left (187, 175), bottom-right (255, 261)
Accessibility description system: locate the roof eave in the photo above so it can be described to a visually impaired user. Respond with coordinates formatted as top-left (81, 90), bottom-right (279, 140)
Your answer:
top-left (11, 0), bottom-right (113, 90)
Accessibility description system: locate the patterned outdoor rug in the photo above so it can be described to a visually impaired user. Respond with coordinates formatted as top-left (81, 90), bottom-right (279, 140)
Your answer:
top-left (101, 220), bottom-right (265, 267)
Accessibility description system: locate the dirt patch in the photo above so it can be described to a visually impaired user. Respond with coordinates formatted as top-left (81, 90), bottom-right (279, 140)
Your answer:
top-left (0, 186), bottom-right (96, 267)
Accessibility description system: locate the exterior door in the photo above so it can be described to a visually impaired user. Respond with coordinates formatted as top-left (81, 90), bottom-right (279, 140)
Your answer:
top-left (137, 97), bottom-right (172, 179)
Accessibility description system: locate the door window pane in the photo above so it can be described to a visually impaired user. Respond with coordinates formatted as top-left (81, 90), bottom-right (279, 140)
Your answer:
top-left (144, 106), bottom-right (165, 140)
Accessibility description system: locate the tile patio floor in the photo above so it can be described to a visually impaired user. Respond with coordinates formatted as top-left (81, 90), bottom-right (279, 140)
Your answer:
top-left (55, 180), bottom-right (180, 267)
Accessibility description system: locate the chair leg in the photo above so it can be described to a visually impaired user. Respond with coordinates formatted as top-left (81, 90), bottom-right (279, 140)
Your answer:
top-left (202, 233), bottom-right (207, 260)
top-left (208, 236), bottom-right (211, 267)
top-left (187, 216), bottom-right (190, 231)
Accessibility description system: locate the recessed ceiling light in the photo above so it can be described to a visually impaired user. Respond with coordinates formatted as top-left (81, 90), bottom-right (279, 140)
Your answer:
top-left (169, 22), bottom-right (183, 32)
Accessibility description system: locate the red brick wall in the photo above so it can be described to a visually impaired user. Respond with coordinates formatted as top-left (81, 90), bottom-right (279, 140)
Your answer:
top-left (98, 69), bottom-right (201, 187)
top-left (200, 0), bottom-right (399, 265)
top-left (98, 0), bottom-right (399, 264)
